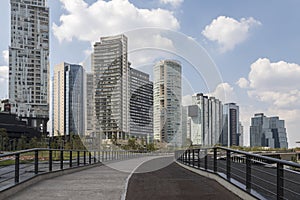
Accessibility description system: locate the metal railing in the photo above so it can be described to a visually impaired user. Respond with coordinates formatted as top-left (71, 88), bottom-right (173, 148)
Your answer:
top-left (175, 147), bottom-right (300, 200)
top-left (0, 148), bottom-right (154, 192)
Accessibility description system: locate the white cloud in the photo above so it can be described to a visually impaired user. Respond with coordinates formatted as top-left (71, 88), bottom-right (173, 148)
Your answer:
top-left (202, 16), bottom-right (261, 52)
top-left (182, 95), bottom-right (192, 106)
top-left (2, 50), bottom-right (8, 65)
top-left (159, 0), bottom-right (183, 7)
top-left (53, 0), bottom-right (180, 43)
top-left (245, 58), bottom-right (300, 109)
top-left (206, 82), bottom-right (236, 103)
top-left (0, 66), bottom-right (8, 99)
top-left (236, 77), bottom-right (249, 88)
top-left (239, 58), bottom-right (300, 147)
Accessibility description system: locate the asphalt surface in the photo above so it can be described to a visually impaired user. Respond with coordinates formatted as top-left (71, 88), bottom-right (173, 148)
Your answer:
top-left (125, 157), bottom-right (241, 200)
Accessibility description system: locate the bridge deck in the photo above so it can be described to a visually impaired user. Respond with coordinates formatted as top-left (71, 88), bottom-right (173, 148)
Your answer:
top-left (7, 156), bottom-right (240, 200)
top-left (125, 157), bottom-right (241, 200)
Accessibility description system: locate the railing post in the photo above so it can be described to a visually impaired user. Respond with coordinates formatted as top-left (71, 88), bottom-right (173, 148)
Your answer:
top-left (213, 148), bottom-right (217, 173)
top-left (246, 155), bottom-right (252, 191)
top-left (226, 150), bottom-right (231, 180)
top-left (198, 149), bottom-right (201, 168)
top-left (34, 150), bottom-right (39, 174)
top-left (69, 151), bottom-right (72, 168)
top-left (192, 149), bottom-right (195, 167)
top-left (94, 151), bottom-right (96, 163)
top-left (84, 151), bottom-right (86, 165)
top-left (77, 151), bottom-right (80, 166)
top-left (60, 150), bottom-right (64, 170)
top-left (204, 149), bottom-right (208, 170)
top-left (15, 153), bottom-right (20, 183)
top-left (277, 163), bottom-right (284, 200)
top-left (188, 149), bottom-right (191, 165)
top-left (89, 152), bottom-right (92, 164)
top-left (49, 150), bottom-right (52, 172)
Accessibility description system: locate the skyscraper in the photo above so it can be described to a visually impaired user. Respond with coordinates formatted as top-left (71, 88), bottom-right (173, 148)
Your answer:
top-left (93, 34), bottom-right (129, 141)
top-left (85, 72), bottom-right (94, 136)
top-left (221, 103), bottom-right (239, 147)
top-left (153, 60), bottom-right (182, 146)
top-left (250, 113), bottom-right (288, 148)
top-left (53, 63), bottom-right (84, 136)
top-left (188, 93), bottom-right (222, 146)
top-left (9, 0), bottom-right (49, 134)
top-left (129, 67), bottom-right (153, 142)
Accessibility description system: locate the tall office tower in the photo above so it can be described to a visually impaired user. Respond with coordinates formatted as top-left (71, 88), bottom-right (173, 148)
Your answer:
top-left (129, 67), bottom-right (153, 142)
top-left (188, 93), bottom-right (222, 146)
top-left (250, 113), bottom-right (288, 148)
top-left (53, 63), bottom-right (84, 137)
top-left (93, 34), bottom-right (129, 140)
top-left (85, 72), bottom-right (94, 136)
top-left (153, 60), bottom-right (182, 146)
top-left (209, 97), bottom-right (223, 145)
top-left (238, 122), bottom-right (244, 146)
top-left (9, 0), bottom-right (49, 134)
top-left (221, 103), bottom-right (239, 147)
top-left (181, 106), bottom-right (188, 146)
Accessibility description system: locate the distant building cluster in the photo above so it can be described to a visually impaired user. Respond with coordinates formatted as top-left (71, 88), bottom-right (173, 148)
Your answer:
top-left (0, 0), bottom-right (289, 149)
top-left (250, 113), bottom-right (288, 149)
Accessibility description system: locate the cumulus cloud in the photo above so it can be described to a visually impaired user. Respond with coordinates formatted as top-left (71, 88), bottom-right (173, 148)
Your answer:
top-left (53, 0), bottom-right (180, 43)
top-left (245, 58), bottom-right (300, 109)
top-left (159, 0), bottom-right (183, 7)
top-left (2, 50), bottom-right (8, 65)
top-left (202, 16), bottom-right (261, 52)
top-left (0, 66), bottom-right (8, 99)
top-left (207, 82), bottom-right (236, 103)
top-left (182, 95), bottom-right (192, 106)
top-left (239, 58), bottom-right (300, 147)
top-left (236, 77), bottom-right (249, 88)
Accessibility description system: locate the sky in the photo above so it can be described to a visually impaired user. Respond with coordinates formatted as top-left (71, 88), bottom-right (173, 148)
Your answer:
top-left (1, 0), bottom-right (300, 147)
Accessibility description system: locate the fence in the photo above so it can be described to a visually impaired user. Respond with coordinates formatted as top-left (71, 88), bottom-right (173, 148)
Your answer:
top-left (0, 148), bottom-right (152, 192)
top-left (175, 147), bottom-right (300, 200)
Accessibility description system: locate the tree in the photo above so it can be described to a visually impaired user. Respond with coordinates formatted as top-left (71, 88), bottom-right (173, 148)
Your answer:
top-left (0, 128), bottom-right (9, 151)
top-left (29, 137), bottom-right (38, 148)
top-left (17, 135), bottom-right (27, 150)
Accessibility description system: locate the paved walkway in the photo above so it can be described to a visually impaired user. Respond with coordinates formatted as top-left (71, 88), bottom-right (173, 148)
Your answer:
top-left (125, 157), bottom-right (241, 200)
top-left (7, 156), bottom-right (164, 200)
top-left (7, 156), bottom-right (241, 200)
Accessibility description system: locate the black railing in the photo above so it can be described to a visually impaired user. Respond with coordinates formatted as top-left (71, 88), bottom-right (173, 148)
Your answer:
top-left (0, 148), bottom-right (155, 192)
top-left (175, 147), bottom-right (300, 200)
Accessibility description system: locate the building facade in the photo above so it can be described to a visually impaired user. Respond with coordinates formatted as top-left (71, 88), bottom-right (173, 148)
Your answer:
top-left (129, 67), bottom-right (153, 142)
top-left (53, 63), bottom-right (84, 136)
top-left (153, 60), bottom-right (182, 146)
top-left (221, 103), bottom-right (239, 147)
top-left (93, 34), bottom-right (129, 140)
top-left (9, 0), bottom-right (49, 133)
top-left (250, 113), bottom-right (288, 148)
top-left (85, 72), bottom-right (94, 136)
top-left (188, 94), bottom-right (222, 146)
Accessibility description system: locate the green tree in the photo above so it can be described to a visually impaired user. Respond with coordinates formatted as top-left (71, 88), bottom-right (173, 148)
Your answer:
top-left (17, 135), bottom-right (27, 150)
top-left (29, 137), bottom-right (38, 148)
top-left (0, 128), bottom-right (9, 151)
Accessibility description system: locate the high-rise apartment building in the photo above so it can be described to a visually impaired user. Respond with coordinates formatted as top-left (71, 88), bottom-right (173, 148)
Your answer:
top-left (153, 60), bottom-right (182, 146)
top-left (188, 94), bottom-right (222, 146)
top-left (9, 0), bottom-right (49, 134)
top-left (221, 103), bottom-right (239, 147)
top-left (93, 34), bottom-right (129, 140)
top-left (53, 63), bottom-right (84, 136)
top-left (129, 67), bottom-right (153, 141)
top-left (250, 113), bottom-right (288, 148)
top-left (85, 72), bottom-right (94, 136)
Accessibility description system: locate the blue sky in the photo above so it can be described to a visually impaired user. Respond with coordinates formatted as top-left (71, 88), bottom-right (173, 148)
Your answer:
top-left (1, 0), bottom-right (300, 147)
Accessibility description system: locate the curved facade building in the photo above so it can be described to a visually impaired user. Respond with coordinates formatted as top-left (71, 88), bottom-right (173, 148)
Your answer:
top-left (153, 60), bottom-right (182, 146)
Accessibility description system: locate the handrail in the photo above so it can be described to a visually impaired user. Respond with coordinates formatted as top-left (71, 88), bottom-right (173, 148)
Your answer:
top-left (217, 146), bottom-right (300, 168)
top-left (175, 147), bottom-right (300, 200)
